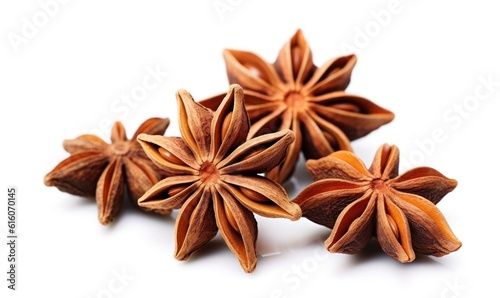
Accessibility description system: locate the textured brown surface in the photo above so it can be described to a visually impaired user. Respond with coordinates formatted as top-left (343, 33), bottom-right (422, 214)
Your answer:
top-left (138, 84), bottom-right (301, 273)
top-left (45, 117), bottom-right (171, 225)
top-left (200, 29), bottom-right (394, 183)
top-left (294, 144), bottom-right (461, 262)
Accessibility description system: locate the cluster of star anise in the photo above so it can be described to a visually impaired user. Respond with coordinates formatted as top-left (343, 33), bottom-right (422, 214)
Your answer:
top-left (45, 29), bottom-right (461, 272)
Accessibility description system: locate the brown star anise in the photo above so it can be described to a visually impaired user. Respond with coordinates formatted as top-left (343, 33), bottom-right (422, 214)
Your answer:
top-left (137, 84), bottom-right (301, 273)
top-left (201, 29), bottom-right (395, 183)
top-left (44, 117), bottom-right (170, 225)
top-left (294, 144), bottom-right (461, 262)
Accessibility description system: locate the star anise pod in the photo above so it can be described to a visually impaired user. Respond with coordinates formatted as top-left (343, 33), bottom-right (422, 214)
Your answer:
top-left (294, 144), bottom-right (461, 262)
top-left (44, 117), bottom-right (171, 225)
top-left (137, 84), bottom-right (301, 273)
top-left (200, 29), bottom-right (394, 183)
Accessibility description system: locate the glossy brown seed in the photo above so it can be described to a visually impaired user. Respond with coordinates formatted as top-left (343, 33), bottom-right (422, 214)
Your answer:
top-left (221, 111), bottom-right (233, 140)
top-left (158, 147), bottom-right (185, 165)
top-left (240, 186), bottom-right (268, 203)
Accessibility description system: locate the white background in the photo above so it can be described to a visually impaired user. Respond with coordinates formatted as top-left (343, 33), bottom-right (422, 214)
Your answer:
top-left (1, 1), bottom-right (499, 297)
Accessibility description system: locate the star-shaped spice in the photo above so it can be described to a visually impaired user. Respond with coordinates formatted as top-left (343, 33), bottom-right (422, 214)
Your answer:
top-left (44, 117), bottom-right (170, 225)
top-left (294, 144), bottom-right (461, 262)
top-left (137, 84), bottom-right (301, 273)
top-left (201, 29), bottom-right (394, 183)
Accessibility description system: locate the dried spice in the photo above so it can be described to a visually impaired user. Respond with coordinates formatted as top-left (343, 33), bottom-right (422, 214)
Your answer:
top-left (201, 29), bottom-right (394, 183)
top-left (137, 84), bottom-right (301, 273)
top-left (294, 144), bottom-right (461, 262)
top-left (44, 117), bottom-right (170, 225)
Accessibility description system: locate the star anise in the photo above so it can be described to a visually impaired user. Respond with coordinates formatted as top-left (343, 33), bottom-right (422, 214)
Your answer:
top-left (294, 144), bottom-right (461, 262)
top-left (44, 117), bottom-right (170, 225)
top-left (200, 29), bottom-right (394, 183)
top-left (137, 84), bottom-right (301, 273)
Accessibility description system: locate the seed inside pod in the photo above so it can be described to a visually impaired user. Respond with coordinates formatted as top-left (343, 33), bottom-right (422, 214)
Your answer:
top-left (386, 215), bottom-right (400, 241)
top-left (348, 217), bottom-right (361, 231)
top-left (224, 203), bottom-right (239, 233)
top-left (323, 131), bottom-right (338, 149)
top-left (158, 147), bottom-right (184, 165)
top-left (239, 186), bottom-right (268, 203)
top-left (167, 184), bottom-right (187, 197)
top-left (291, 46), bottom-right (303, 76)
top-left (241, 147), bottom-right (265, 162)
top-left (221, 111), bottom-right (233, 140)
top-left (331, 102), bottom-right (362, 113)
